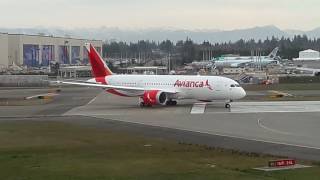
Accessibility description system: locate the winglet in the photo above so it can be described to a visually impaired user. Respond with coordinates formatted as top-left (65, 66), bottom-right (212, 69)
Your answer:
top-left (85, 43), bottom-right (113, 77)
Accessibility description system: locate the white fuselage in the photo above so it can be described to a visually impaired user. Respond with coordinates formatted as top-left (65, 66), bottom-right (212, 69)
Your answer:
top-left (91, 75), bottom-right (246, 101)
top-left (213, 57), bottom-right (279, 68)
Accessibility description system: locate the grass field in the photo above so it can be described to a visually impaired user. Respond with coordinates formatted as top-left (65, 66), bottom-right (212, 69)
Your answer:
top-left (0, 120), bottom-right (319, 180)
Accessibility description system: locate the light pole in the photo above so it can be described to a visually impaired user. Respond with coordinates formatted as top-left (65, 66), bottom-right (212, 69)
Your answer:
top-left (64, 41), bottom-right (70, 65)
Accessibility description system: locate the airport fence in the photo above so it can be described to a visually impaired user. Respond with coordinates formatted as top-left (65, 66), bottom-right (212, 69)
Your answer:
top-left (279, 76), bottom-right (320, 84)
top-left (0, 75), bottom-right (49, 87)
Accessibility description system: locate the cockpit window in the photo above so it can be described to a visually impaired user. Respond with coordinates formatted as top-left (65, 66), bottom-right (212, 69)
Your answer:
top-left (230, 84), bottom-right (241, 88)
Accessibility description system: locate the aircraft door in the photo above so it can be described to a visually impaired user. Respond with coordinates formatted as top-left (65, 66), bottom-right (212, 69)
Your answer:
top-left (137, 79), bottom-right (144, 88)
top-left (214, 81), bottom-right (223, 92)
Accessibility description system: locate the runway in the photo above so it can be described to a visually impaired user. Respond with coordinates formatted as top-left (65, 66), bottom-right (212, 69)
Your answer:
top-left (230, 101), bottom-right (320, 113)
top-left (65, 91), bottom-right (320, 156)
top-left (1, 87), bottom-right (320, 161)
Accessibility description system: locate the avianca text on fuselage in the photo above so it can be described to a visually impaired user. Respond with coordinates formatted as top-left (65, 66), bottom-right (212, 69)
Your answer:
top-left (174, 79), bottom-right (213, 90)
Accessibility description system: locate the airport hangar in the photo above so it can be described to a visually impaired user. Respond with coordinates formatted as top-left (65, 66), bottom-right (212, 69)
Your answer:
top-left (0, 33), bottom-right (103, 69)
top-left (293, 49), bottom-right (320, 69)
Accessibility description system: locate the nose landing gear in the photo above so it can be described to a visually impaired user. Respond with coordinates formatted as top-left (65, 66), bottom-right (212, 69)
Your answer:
top-left (225, 100), bottom-right (232, 109)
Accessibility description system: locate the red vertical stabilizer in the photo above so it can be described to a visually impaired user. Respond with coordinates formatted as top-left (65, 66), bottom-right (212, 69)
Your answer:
top-left (85, 43), bottom-right (112, 78)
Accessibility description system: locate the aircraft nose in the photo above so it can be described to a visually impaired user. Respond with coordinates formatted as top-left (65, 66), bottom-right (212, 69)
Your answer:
top-left (240, 88), bottom-right (246, 98)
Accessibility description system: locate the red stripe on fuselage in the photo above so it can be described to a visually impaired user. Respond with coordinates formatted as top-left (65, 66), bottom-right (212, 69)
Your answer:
top-left (100, 78), bottom-right (130, 97)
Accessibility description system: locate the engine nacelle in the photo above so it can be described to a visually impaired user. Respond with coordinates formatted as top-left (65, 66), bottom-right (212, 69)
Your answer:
top-left (143, 90), bottom-right (168, 106)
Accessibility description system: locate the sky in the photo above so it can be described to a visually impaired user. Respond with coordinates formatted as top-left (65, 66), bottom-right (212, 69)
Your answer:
top-left (0, 0), bottom-right (319, 31)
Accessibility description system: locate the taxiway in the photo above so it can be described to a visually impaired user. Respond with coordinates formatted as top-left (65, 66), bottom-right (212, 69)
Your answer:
top-left (1, 87), bottom-right (320, 161)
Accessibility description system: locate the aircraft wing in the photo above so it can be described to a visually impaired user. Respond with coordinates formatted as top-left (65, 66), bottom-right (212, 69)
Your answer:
top-left (53, 81), bottom-right (178, 94)
top-left (296, 67), bottom-right (320, 76)
top-left (230, 61), bottom-right (251, 68)
top-left (296, 67), bottom-right (320, 72)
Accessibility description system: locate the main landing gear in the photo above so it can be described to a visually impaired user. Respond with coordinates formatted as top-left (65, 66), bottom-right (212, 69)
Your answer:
top-left (139, 102), bottom-right (152, 107)
top-left (166, 100), bottom-right (177, 106)
top-left (139, 100), bottom-right (177, 107)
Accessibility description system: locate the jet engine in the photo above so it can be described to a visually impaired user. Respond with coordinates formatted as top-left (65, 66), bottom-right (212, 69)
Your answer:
top-left (142, 90), bottom-right (168, 106)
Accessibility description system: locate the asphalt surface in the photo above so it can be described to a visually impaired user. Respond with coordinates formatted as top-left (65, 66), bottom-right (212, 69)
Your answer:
top-left (1, 87), bottom-right (320, 161)
top-left (0, 87), bottom-right (100, 116)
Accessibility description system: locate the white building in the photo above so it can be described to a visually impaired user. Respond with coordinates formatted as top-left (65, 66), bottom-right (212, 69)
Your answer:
top-left (293, 49), bottom-right (320, 61)
top-left (0, 33), bottom-right (103, 69)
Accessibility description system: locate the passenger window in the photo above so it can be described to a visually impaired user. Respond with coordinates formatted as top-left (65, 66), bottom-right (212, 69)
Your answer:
top-left (230, 84), bottom-right (235, 87)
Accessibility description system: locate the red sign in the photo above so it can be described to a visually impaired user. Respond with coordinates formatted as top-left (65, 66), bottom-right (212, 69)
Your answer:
top-left (268, 159), bottom-right (296, 167)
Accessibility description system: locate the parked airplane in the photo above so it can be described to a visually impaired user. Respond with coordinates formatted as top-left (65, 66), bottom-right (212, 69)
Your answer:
top-left (56, 43), bottom-right (246, 108)
top-left (190, 61), bottom-right (214, 69)
top-left (213, 47), bottom-right (280, 68)
top-left (296, 67), bottom-right (320, 76)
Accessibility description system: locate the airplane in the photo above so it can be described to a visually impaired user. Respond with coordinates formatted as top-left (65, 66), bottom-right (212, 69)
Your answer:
top-left (55, 43), bottom-right (246, 108)
top-left (296, 67), bottom-right (320, 76)
top-left (189, 61), bottom-right (215, 69)
top-left (213, 47), bottom-right (280, 68)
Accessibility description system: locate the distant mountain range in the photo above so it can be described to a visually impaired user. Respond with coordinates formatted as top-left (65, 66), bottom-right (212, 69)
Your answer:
top-left (1, 25), bottom-right (320, 43)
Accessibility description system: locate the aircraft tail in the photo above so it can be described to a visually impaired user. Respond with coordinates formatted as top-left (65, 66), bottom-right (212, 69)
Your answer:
top-left (85, 43), bottom-right (113, 77)
top-left (268, 47), bottom-right (279, 58)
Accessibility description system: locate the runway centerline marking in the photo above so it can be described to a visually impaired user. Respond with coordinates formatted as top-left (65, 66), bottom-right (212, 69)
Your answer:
top-left (257, 119), bottom-right (292, 135)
